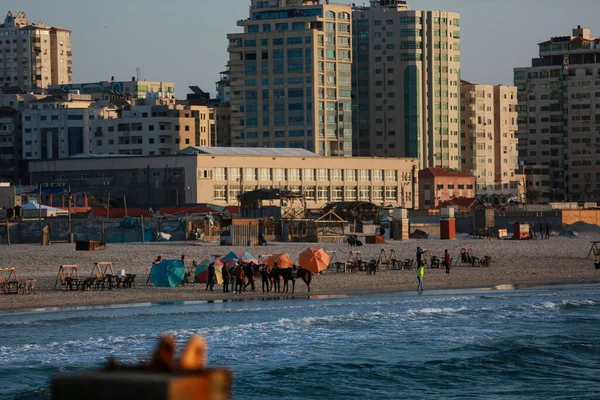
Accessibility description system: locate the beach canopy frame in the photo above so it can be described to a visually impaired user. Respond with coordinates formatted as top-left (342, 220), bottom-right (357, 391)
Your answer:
top-left (587, 241), bottom-right (600, 259)
top-left (0, 267), bottom-right (18, 283)
top-left (91, 262), bottom-right (115, 279)
top-left (54, 265), bottom-right (79, 290)
top-left (377, 249), bottom-right (398, 270)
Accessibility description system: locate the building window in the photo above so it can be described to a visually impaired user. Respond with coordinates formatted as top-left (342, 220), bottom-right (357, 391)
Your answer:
top-left (229, 168), bottom-right (241, 181)
top-left (385, 187), bottom-right (398, 201)
top-left (372, 170), bottom-right (383, 182)
top-left (229, 185), bottom-right (241, 200)
top-left (259, 168), bottom-right (272, 181)
top-left (359, 186), bottom-right (370, 201)
top-left (331, 186), bottom-right (343, 201)
top-left (358, 170), bottom-right (370, 182)
top-left (346, 170), bottom-right (356, 182)
top-left (372, 187), bottom-right (384, 201)
top-left (288, 168), bottom-right (301, 181)
top-left (385, 170), bottom-right (397, 182)
top-left (274, 168), bottom-right (286, 181)
top-left (345, 186), bottom-right (357, 201)
top-left (244, 168), bottom-right (257, 181)
top-left (317, 186), bottom-right (329, 201)
top-left (331, 169), bottom-right (343, 181)
top-left (317, 168), bottom-right (328, 181)
top-left (303, 169), bottom-right (315, 181)
top-left (215, 168), bottom-right (227, 181)
top-left (214, 185), bottom-right (226, 201)
top-left (303, 186), bottom-right (316, 200)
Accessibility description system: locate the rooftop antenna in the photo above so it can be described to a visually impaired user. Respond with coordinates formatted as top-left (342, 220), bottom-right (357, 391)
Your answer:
top-left (136, 67), bottom-right (140, 82)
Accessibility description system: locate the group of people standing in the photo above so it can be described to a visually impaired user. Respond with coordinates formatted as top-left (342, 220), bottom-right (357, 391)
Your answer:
top-left (539, 223), bottom-right (551, 239)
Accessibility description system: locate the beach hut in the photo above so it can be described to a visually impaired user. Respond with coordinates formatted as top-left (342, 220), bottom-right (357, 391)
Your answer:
top-left (148, 259), bottom-right (186, 287)
top-left (194, 261), bottom-right (224, 284)
top-left (299, 248), bottom-right (330, 273)
top-left (264, 253), bottom-right (294, 269)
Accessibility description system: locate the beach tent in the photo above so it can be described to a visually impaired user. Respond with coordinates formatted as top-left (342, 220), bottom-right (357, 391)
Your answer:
top-left (149, 259), bottom-right (186, 287)
top-left (195, 260), bottom-right (224, 284)
top-left (240, 251), bottom-right (259, 264)
top-left (221, 251), bottom-right (244, 267)
top-left (264, 253), bottom-right (294, 269)
top-left (299, 248), bottom-right (330, 273)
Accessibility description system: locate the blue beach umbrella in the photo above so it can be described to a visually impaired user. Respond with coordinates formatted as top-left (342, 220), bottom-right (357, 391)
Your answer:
top-left (150, 259), bottom-right (186, 287)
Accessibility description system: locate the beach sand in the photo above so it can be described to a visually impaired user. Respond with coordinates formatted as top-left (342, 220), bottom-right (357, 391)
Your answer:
top-left (1, 234), bottom-right (599, 312)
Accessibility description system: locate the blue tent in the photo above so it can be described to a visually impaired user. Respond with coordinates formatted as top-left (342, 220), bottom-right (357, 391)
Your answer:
top-left (150, 259), bottom-right (186, 287)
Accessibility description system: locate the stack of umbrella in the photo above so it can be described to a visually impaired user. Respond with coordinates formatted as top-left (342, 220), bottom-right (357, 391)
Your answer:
top-left (194, 260), bottom-right (224, 284)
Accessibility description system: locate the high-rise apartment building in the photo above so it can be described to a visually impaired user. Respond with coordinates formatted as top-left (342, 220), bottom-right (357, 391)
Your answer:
top-left (514, 26), bottom-right (600, 202)
top-left (227, 0), bottom-right (353, 156)
top-left (460, 81), bottom-right (520, 203)
top-left (352, 0), bottom-right (461, 169)
top-left (0, 11), bottom-right (72, 91)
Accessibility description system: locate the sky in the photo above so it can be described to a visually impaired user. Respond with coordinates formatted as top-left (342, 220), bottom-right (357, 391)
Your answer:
top-left (5, 0), bottom-right (600, 97)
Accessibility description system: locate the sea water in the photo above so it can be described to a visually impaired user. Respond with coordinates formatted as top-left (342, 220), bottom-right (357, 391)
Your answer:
top-left (1, 285), bottom-right (600, 399)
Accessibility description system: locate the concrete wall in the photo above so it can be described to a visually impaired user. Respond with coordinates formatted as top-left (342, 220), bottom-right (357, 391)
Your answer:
top-left (0, 217), bottom-right (187, 244)
top-left (410, 211), bottom-right (563, 235)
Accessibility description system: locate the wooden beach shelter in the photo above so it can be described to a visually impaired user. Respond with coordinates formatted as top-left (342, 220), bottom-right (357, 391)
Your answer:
top-left (91, 262), bottom-right (116, 279)
top-left (54, 265), bottom-right (79, 290)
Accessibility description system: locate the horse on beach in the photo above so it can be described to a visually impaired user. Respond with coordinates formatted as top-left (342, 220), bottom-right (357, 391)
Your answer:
top-left (269, 266), bottom-right (312, 294)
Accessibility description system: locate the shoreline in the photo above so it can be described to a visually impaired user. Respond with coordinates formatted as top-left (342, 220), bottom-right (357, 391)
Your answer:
top-left (2, 277), bottom-right (599, 316)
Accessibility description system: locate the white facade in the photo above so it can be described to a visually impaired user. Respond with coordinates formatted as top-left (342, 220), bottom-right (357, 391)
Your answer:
top-left (21, 95), bottom-right (108, 160)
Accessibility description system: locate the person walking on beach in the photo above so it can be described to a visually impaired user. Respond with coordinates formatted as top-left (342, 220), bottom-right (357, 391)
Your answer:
top-left (236, 267), bottom-right (245, 294)
top-left (206, 263), bottom-right (216, 292)
top-left (260, 264), bottom-right (270, 293)
top-left (222, 264), bottom-right (230, 293)
top-left (230, 265), bottom-right (238, 294)
top-left (444, 249), bottom-right (451, 274)
top-left (546, 223), bottom-right (550, 239)
top-left (245, 262), bottom-right (256, 292)
top-left (539, 223), bottom-right (544, 240)
top-left (416, 262), bottom-right (425, 293)
top-left (416, 247), bottom-right (426, 268)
